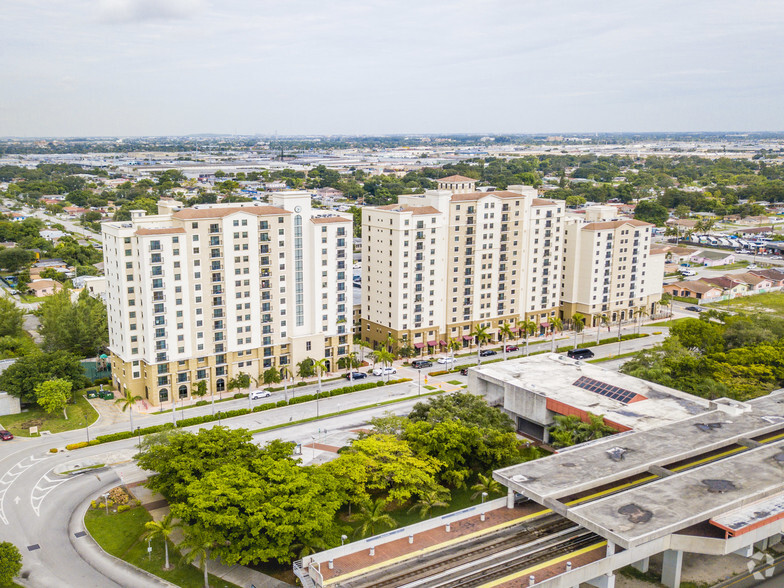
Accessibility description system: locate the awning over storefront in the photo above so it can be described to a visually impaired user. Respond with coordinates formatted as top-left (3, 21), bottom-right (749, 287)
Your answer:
top-left (439, 340), bottom-right (447, 346)
top-left (414, 342), bottom-right (425, 349)
top-left (427, 340), bottom-right (437, 347)
top-left (540, 322), bottom-right (550, 328)
top-left (463, 335), bottom-right (473, 341)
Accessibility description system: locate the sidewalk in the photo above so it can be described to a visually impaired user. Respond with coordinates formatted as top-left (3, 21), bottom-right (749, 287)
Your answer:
top-left (126, 470), bottom-right (290, 588)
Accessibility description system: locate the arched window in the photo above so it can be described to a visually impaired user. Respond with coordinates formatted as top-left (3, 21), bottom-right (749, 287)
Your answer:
top-left (216, 378), bottom-right (225, 392)
top-left (178, 385), bottom-right (188, 399)
top-left (159, 388), bottom-right (169, 402)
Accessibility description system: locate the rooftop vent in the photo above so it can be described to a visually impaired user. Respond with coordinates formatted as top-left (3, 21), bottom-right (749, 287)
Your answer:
top-left (512, 474), bottom-right (533, 484)
top-left (606, 447), bottom-right (628, 462)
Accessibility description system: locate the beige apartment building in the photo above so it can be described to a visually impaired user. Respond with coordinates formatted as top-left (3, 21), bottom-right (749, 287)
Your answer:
top-left (560, 206), bottom-right (665, 326)
top-left (102, 194), bottom-right (352, 407)
top-left (361, 180), bottom-right (565, 352)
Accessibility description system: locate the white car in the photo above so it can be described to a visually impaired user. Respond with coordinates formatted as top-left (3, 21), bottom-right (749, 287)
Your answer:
top-left (249, 390), bottom-right (272, 400)
top-left (372, 366), bottom-right (397, 376)
top-left (747, 264), bottom-right (758, 269)
top-left (437, 357), bottom-right (454, 364)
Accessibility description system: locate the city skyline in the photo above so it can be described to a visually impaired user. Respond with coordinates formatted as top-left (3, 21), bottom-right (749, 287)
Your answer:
top-left (2, 0), bottom-right (784, 137)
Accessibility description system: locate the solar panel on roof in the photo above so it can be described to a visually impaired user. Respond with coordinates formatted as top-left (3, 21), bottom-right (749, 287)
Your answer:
top-left (573, 376), bottom-right (636, 404)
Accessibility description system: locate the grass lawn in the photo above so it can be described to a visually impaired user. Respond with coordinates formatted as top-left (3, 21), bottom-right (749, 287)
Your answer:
top-left (707, 261), bottom-right (749, 271)
top-left (0, 391), bottom-right (98, 437)
top-left (447, 380), bottom-right (463, 385)
top-left (423, 385), bottom-right (437, 390)
top-left (84, 505), bottom-right (241, 588)
top-left (707, 291), bottom-right (784, 314)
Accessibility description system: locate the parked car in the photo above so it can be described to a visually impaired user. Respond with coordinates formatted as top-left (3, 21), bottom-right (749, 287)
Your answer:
top-left (479, 349), bottom-right (496, 357)
top-left (459, 368), bottom-right (469, 376)
top-left (747, 264), bottom-right (758, 269)
top-left (680, 269), bottom-right (697, 276)
top-left (505, 345), bottom-right (519, 352)
top-left (567, 348), bottom-right (595, 360)
top-left (344, 371), bottom-right (367, 380)
top-left (249, 390), bottom-right (272, 400)
top-left (0, 430), bottom-right (13, 441)
top-left (372, 366), bottom-right (397, 376)
top-left (685, 306), bottom-right (704, 313)
top-left (411, 359), bottom-right (433, 369)
top-left (437, 356), bottom-right (454, 364)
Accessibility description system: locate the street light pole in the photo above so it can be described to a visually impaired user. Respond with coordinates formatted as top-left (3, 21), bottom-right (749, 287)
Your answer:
top-left (103, 493), bottom-right (109, 515)
top-left (418, 369), bottom-right (421, 397)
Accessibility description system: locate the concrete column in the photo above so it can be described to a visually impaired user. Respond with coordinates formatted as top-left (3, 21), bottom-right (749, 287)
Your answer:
top-left (631, 557), bottom-right (649, 573)
top-left (755, 537), bottom-right (769, 551)
top-left (586, 572), bottom-right (615, 588)
top-left (661, 550), bottom-right (683, 588)
top-left (606, 541), bottom-right (616, 557)
top-left (769, 533), bottom-right (782, 546)
top-left (507, 487), bottom-right (515, 509)
top-left (734, 544), bottom-right (754, 557)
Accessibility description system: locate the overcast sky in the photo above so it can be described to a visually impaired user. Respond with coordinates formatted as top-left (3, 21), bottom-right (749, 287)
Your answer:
top-left (2, 0), bottom-right (783, 137)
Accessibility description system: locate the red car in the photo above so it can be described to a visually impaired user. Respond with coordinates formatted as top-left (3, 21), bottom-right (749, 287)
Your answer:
top-left (505, 345), bottom-right (519, 352)
top-left (0, 430), bottom-right (13, 441)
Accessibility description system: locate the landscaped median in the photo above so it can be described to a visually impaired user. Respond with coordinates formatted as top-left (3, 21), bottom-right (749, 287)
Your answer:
top-left (65, 378), bottom-right (411, 451)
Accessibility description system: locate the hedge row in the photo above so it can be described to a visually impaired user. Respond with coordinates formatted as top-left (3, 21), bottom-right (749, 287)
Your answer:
top-left (556, 332), bottom-right (649, 352)
top-left (70, 378), bottom-right (412, 449)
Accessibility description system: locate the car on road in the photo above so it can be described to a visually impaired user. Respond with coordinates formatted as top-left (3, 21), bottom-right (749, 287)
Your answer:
top-left (411, 359), bottom-right (433, 369)
top-left (373, 366), bottom-right (397, 376)
top-left (437, 356), bottom-right (454, 364)
top-left (505, 345), bottom-right (519, 352)
top-left (680, 269), bottom-right (697, 276)
top-left (747, 264), bottom-right (758, 269)
top-left (344, 371), bottom-right (367, 380)
top-left (249, 390), bottom-right (272, 400)
top-left (685, 306), bottom-right (704, 313)
top-left (479, 349), bottom-right (496, 357)
top-left (460, 368), bottom-right (469, 376)
top-left (567, 348), bottom-right (595, 360)
top-left (0, 430), bottom-right (13, 441)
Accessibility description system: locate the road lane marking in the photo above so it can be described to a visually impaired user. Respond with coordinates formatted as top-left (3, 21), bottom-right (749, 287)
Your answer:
top-left (0, 455), bottom-right (50, 525)
top-left (30, 468), bottom-right (81, 517)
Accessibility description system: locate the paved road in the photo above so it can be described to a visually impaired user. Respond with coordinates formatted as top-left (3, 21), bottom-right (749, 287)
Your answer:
top-left (29, 208), bottom-right (103, 243)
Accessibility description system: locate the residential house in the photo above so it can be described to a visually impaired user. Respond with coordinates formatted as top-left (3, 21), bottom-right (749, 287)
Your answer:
top-left (663, 280), bottom-right (723, 302)
top-left (748, 268), bottom-right (784, 288)
top-left (690, 250), bottom-right (735, 267)
top-left (700, 276), bottom-right (749, 298)
top-left (733, 272), bottom-right (773, 293)
top-left (28, 279), bottom-right (63, 297)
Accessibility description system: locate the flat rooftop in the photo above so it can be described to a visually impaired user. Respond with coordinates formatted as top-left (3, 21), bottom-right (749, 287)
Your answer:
top-left (495, 392), bottom-right (784, 503)
top-left (569, 439), bottom-right (784, 549)
top-left (474, 354), bottom-right (711, 431)
top-left (495, 392), bottom-right (784, 550)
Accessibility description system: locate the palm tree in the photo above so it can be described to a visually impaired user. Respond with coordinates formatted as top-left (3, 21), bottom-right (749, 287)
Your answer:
top-left (549, 317), bottom-right (563, 353)
top-left (471, 324), bottom-right (491, 364)
top-left (596, 314), bottom-right (610, 344)
top-left (144, 513), bottom-right (177, 570)
top-left (290, 535), bottom-right (328, 559)
top-left (279, 366), bottom-right (293, 401)
top-left (374, 348), bottom-right (395, 382)
top-left (470, 473), bottom-right (502, 500)
top-left (115, 387), bottom-right (143, 432)
top-left (351, 498), bottom-right (397, 539)
top-left (313, 358), bottom-right (329, 417)
top-left (447, 338), bottom-right (462, 365)
top-left (498, 323), bottom-right (514, 361)
top-left (407, 490), bottom-right (450, 519)
top-left (659, 293), bottom-right (672, 318)
top-left (354, 336), bottom-right (370, 364)
top-left (520, 319), bottom-right (537, 356)
top-left (180, 530), bottom-right (213, 588)
top-left (635, 307), bottom-right (649, 335)
top-left (571, 313), bottom-right (586, 349)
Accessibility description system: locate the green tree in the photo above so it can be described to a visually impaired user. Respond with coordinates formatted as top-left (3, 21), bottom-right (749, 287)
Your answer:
top-left (471, 324), bottom-right (491, 364)
top-left (519, 319), bottom-right (537, 356)
top-left (0, 248), bottom-right (35, 272)
top-left (498, 323), bottom-right (514, 361)
top-left (471, 473), bottom-right (502, 500)
top-left (409, 392), bottom-right (514, 432)
top-left (550, 317), bottom-right (564, 353)
top-left (0, 298), bottom-right (23, 337)
top-left (179, 529), bottom-right (212, 588)
top-left (193, 380), bottom-right (207, 398)
top-left (373, 348), bottom-right (395, 381)
top-left (296, 357), bottom-right (315, 380)
top-left (37, 288), bottom-right (108, 356)
top-left (261, 367), bottom-right (281, 387)
top-left (34, 378), bottom-right (72, 416)
top-left (0, 541), bottom-right (22, 586)
top-left (115, 387), bottom-right (143, 432)
top-left (633, 200), bottom-right (669, 226)
top-left (228, 372), bottom-right (251, 395)
top-left (351, 498), bottom-right (397, 538)
top-left (571, 313), bottom-right (585, 348)
top-left (407, 489), bottom-right (450, 519)
top-left (0, 350), bottom-right (87, 404)
top-left (596, 314), bottom-right (610, 344)
top-left (144, 513), bottom-right (178, 570)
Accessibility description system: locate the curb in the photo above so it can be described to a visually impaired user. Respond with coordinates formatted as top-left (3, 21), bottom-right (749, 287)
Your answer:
top-left (69, 477), bottom-right (178, 588)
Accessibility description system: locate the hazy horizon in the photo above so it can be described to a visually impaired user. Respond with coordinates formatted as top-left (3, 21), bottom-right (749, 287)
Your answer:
top-left (3, 0), bottom-right (784, 137)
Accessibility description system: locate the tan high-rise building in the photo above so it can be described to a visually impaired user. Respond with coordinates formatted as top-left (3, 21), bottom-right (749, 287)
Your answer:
top-left (560, 206), bottom-right (665, 326)
top-left (102, 194), bottom-right (353, 406)
top-left (361, 185), bottom-right (565, 352)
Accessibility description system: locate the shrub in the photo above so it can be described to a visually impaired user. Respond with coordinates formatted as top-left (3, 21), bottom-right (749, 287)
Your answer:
top-left (90, 500), bottom-right (97, 509)
top-left (117, 504), bottom-right (130, 513)
top-left (194, 400), bottom-right (208, 406)
top-left (276, 400), bottom-right (288, 407)
top-left (233, 393), bottom-right (245, 399)
top-left (98, 502), bottom-right (106, 509)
